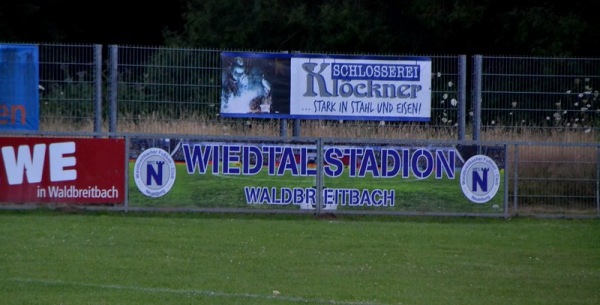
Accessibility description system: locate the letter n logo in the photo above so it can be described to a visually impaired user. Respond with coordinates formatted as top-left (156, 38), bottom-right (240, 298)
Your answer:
top-left (471, 168), bottom-right (489, 192)
top-left (146, 161), bottom-right (164, 186)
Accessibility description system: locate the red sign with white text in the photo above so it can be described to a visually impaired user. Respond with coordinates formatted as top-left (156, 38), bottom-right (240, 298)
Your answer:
top-left (0, 137), bottom-right (125, 204)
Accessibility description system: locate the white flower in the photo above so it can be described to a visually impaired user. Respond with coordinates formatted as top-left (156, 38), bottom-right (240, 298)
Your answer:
top-left (491, 120), bottom-right (496, 125)
top-left (578, 93), bottom-right (584, 98)
top-left (469, 111), bottom-right (473, 116)
top-left (379, 120), bottom-right (385, 126)
top-left (511, 101), bottom-right (517, 108)
top-left (450, 98), bottom-right (458, 106)
top-left (447, 81), bottom-right (453, 87)
top-left (546, 116), bottom-right (550, 121)
top-left (581, 107), bottom-right (588, 112)
top-left (574, 102), bottom-right (579, 107)
top-left (440, 100), bottom-right (445, 104)
top-left (553, 112), bottom-right (561, 119)
top-left (555, 102), bottom-right (561, 107)
top-left (442, 93), bottom-right (448, 99)
top-left (509, 112), bottom-right (513, 116)
top-left (437, 72), bottom-right (442, 77)
top-left (585, 128), bottom-right (591, 133)
top-left (441, 117), bottom-right (448, 123)
top-left (566, 90), bottom-right (572, 94)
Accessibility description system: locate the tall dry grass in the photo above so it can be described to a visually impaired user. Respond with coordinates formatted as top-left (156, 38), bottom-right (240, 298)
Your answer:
top-left (39, 113), bottom-right (600, 142)
top-left (509, 145), bottom-right (598, 213)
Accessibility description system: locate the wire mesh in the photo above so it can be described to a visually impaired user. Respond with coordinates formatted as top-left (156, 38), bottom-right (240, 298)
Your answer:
top-left (479, 56), bottom-right (600, 138)
top-left (508, 143), bottom-right (598, 215)
top-left (38, 43), bottom-right (99, 132)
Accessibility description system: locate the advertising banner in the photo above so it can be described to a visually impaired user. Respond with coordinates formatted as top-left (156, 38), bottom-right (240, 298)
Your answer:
top-left (0, 137), bottom-right (125, 204)
top-left (0, 44), bottom-right (40, 130)
top-left (220, 52), bottom-right (431, 121)
top-left (128, 139), bottom-right (505, 213)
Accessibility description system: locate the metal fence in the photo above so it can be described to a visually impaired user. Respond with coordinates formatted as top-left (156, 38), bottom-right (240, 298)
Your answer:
top-left (31, 44), bottom-right (600, 140)
top-left (4, 132), bottom-right (591, 218)
top-left (38, 44), bottom-right (103, 132)
top-left (29, 45), bottom-right (600, 137)
top-left (474, 55), bottom-right (600, 141)
top-left (2, 42), bottom-right (599, 218)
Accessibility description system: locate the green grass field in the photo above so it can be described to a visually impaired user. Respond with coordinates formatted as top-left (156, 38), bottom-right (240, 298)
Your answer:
top-left (1, 210), bottom-right (598, 305)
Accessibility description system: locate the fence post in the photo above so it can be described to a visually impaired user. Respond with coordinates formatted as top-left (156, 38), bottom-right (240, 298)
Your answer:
top-left (504, 143), bottom-right (509, 219)
top-left (472, 55), bottom-right (482, 141)
top-left (597, 146), bottom-right (600, 216)
top-left (293, 119), bottom-right (301, 137)
top-left (124, 135), bottom-right (130, 213)
top-left (315, 138), bottom-right (323, 215)
top-left (280, 119), bottom-right (287, 137)
top-left (513, 144), bottom-right (519, 213)
top-left (108, 45), bottom-right (118, 134)
top-left (458, 55), bottom-right (467, 140)
top-left (94, 44), bottom-right (103, 134)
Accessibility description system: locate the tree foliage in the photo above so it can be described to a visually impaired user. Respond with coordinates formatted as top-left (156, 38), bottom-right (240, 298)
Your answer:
top-left (165, 0), bottom-right (600, 56)
top-left (1, 0), bottom-right (599, 56)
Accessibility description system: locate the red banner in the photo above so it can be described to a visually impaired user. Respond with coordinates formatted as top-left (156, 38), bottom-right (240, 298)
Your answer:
top-left (0, 137), bottom-right (125, 204)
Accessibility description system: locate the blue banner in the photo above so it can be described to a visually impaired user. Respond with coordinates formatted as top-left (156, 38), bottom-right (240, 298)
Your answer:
top-left (0, 44), bottom-right (40, 130)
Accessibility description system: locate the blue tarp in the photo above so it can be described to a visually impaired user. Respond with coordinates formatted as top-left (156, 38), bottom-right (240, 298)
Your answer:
top-left (0, 44), bottom-right (39, 130)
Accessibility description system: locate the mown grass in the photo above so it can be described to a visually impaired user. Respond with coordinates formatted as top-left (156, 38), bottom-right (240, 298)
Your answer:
top-left (0, 211), bottom-right (598, 305)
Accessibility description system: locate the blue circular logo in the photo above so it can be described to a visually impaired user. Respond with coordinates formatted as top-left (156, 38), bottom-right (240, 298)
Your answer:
top-left (460, 155), bottom-right (500, 204)
top-left (133, 148), bottom-right (176, 198)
